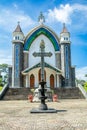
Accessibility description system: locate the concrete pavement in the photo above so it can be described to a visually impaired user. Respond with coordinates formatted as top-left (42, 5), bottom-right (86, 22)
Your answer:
top-left (0, 99), bottom-right (87, 130)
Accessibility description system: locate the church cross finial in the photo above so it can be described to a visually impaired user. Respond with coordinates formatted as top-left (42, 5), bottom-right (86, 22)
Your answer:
top-left (62, 23), bottom-right (68, 33)
top-left (63, 23), bottom-right (65, 29)
top-left (38, 12), bottom-right (45, 24)
top-left (18, 21), bottom-right (20, 25)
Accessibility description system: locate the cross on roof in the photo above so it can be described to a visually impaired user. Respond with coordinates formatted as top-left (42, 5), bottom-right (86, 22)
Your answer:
top-left (38, 12), bottom-right (45, 24)
top-left (18, 21), bottom-right (20, 25)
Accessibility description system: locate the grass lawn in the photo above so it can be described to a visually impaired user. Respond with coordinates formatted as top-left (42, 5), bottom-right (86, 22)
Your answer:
top-left (0, 86), bottom-right (3, 91)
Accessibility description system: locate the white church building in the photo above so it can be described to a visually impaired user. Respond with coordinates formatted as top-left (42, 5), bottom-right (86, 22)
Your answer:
top-left (11, 12), bottom-right (75, 89)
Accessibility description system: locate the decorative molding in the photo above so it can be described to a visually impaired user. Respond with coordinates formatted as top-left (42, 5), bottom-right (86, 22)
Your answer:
top-left (22, 62), bottom-right (61, 75)
top-left (12, 40), bottom-right (24, 44)
top-left (24, 27), bottom-right (59, 51)
top-left (60, 41), bottom-right (71, 44)
top-left (55, 51), bottom-right (60, 54)
top-left (23, 50), bottom-right (29, 54)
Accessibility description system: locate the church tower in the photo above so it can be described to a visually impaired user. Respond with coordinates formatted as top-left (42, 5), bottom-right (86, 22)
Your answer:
top-left (12, 22), bottom-right (24, 88)
top-left (60, 23), bottom-right (72, 87)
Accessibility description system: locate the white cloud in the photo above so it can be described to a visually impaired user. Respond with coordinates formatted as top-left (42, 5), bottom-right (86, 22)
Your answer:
top-left (0, 5), bottom-right (36, 65)
top-left (46, 4), bottom-right (73, 24)
top-left (0, 8), bottom-right (35, 32)
top-left (12, 3), bottom-right (18, 9)
top-left (72, 4), bottom-right (87, 11)
top-left (76, 66), bottom-right (87, 81)
top-left (0, 34), bottom-right (10, 44)
top-left (0, 50), bottom-right (12, 65)
top-left (46, 4), bottom-right (87, 24)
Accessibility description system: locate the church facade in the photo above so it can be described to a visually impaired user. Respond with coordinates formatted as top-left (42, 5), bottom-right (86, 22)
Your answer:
top-left (11, 13), bottom-right (75, 89)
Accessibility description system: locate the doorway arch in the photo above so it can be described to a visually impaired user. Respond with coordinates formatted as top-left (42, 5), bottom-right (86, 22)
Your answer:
top-left (30, 74), bottom-right (35, 88)
top-left (38, 69), bottom-right (46, 82)
top-left (50, 74), bottom-right (54, 88)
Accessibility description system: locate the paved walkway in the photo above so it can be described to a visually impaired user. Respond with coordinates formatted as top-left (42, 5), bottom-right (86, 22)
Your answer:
top-left (0, 99), bottom-right (87, 130)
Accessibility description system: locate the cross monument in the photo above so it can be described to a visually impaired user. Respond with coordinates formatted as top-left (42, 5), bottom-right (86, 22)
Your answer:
top-left (33, 39), bottom-right (52, 81)
top-left (30, 40), bottom-right (57, 113)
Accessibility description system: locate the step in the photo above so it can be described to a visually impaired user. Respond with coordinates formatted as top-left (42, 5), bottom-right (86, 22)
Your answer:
top-left (2, 87), bottom-right (85, 100)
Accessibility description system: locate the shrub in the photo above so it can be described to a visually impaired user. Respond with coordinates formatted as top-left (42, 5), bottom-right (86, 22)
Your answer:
top-left (83, 82), bottom-right (87, 92)
top-left (0, 86), bottom-right (3, 91)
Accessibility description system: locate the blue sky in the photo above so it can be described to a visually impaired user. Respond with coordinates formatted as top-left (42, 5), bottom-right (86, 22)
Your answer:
top-left (0, 0), bottom-right (87, 80)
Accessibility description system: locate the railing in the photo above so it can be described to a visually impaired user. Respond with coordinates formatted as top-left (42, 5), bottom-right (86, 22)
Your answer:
top-left (0, 83), bottom-right (9, 100)
top-left (77, 84), bottom-right (87, 99)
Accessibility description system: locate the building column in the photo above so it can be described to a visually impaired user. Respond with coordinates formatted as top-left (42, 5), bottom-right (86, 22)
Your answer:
top-left (26, 74), bottom-right (29, 88)
top-left (56, 74), bottom-right (60, 88)
top-left (36, 72), bottom-right (38, 88)
top-left (23, 51), bottom-right (29, 69)
top-left (71, 66), bottom-right (76, 87)
top-left (8, 65), bottom-right (12, 87)
top-left (55, 51), bottom-right (61, 69)
top-left (12, 43), bottom-right (23, 88)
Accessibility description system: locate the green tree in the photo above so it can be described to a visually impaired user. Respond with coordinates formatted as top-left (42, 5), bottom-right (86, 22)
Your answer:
top-left (0, 76), bottom-right (3, 86)
top-left (0, 64), bottom-right (8, 68)
top-left (85, 74), bottom-right (87, 77)
top-left (76, 78), bottom-right (85, 86)
top-left (84, 82), bottom-right (87, 87)
top-left (83, 82), bottom-right (87, 92)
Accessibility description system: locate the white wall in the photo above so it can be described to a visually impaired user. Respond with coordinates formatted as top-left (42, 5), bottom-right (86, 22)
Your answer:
top-left (28, 67), bottom-right (60, 88)
top-left (29, 34), bottom-right (55, 68)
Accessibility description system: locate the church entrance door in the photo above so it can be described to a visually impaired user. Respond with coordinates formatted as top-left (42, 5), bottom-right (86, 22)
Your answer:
top-left (50, 74), bottom-right (54, 88)
top-left (38, 69), bottom-right (46, 82)
top-left (30, 74), bottom-right (35, 88)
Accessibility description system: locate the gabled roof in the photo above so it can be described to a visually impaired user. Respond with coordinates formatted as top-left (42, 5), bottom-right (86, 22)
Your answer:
top-left (22, 62), bottom-right (61, 75)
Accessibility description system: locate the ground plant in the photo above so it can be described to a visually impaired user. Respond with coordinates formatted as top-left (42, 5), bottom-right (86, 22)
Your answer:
top-left (84, 82), bottom-right (87, 92)
top-left (0, 86), bottom-right (3, 91)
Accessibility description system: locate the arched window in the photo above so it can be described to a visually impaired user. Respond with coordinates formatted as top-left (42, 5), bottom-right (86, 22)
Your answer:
top-left (15, 36), bottom-right (19, 40)
top-left (30, 74), bottom-right (35, 88)
top-left (50, 74), bottom-right (54, 88)
top-left (18, 36), bottom-right (19, 40)
top-left (38, 69), bottom-right (46, 82)
top-left (15, 36), bottom-right (17, 40)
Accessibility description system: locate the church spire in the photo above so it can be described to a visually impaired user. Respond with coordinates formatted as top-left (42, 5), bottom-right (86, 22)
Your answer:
top-left (13, 21), bottom-right (23, 33)
top-left (61, 23), bottom-right (68, 33)
top-left (60, 23), bottom-right (70, 44)
top-left (13, 22), bottom-right (24, 41)
top-left (38, 12), bottom-right (45, 24)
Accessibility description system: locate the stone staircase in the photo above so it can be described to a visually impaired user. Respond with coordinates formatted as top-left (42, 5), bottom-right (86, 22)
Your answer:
top-left (54, 87), bottom-right (85, 99)
top-left (2, 87), bottom-right (85, 100)
top-left (3, 88), bottom-right (32, 100)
